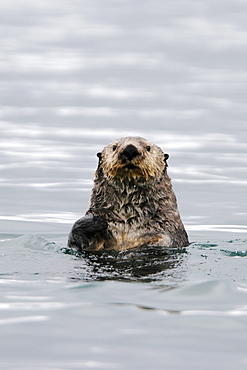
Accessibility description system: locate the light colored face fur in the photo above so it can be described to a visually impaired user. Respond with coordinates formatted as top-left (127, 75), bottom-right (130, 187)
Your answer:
top-left (100, 137), bottom-right (167, 181)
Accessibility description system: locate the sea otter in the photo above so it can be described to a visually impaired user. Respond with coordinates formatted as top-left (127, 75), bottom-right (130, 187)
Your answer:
top-left (68, 136), bottom-right (189, 252)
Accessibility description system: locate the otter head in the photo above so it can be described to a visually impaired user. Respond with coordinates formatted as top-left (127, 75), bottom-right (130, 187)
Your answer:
top-left (97, 137), bottom-right (169, 182)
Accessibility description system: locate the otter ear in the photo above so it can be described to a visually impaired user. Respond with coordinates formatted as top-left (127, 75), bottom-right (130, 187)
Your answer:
top-left (97, 152), bottom-right (102, 168)
top-left (164, 153), bottom-right (169, 161)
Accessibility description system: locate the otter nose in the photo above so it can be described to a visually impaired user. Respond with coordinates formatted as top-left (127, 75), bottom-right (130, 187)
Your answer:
top-left (122, 144), bottom-right (140, 161)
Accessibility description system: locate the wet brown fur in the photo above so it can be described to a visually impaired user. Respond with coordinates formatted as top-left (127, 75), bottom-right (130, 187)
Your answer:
top-left (81, 136), bottom-right (189, 251)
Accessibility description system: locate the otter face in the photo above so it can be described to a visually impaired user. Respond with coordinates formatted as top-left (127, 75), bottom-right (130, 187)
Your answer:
top-left (98, 137), bottom-right (168, 181)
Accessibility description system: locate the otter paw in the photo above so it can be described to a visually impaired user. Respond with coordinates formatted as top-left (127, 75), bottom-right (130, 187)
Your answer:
top-left (73, 214), bottom-right (107, 234)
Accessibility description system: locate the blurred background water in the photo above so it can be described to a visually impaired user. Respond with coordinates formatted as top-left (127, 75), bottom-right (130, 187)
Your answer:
top-left (0, 0), bottom-right (247, 369)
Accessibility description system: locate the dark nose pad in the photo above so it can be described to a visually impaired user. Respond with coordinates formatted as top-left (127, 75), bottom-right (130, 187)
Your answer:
top-left (121, 144), bottom-right (140, 161)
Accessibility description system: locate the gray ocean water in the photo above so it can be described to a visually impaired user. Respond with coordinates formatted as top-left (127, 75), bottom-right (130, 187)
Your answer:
top-left (1, 1), bottom-right (247, 369)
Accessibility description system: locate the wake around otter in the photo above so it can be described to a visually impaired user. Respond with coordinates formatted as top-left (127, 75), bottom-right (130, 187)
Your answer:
top-left (68, 137), bottom-right (189, 252)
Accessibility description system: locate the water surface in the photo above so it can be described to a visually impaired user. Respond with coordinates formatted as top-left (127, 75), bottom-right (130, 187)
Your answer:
top-left (1, 0), bottom-right (247, 369)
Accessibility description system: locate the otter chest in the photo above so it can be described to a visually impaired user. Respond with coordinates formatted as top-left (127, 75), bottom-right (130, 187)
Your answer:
top-left (106, 200), bottom-right (160, 250)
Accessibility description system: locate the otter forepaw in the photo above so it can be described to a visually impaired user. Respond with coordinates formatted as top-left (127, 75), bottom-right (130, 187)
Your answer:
top-left (68, 214), bottom-right (108, 250)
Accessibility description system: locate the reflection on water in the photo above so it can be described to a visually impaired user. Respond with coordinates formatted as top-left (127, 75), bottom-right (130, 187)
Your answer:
top-left (64, 246), bottom-right (187, 282)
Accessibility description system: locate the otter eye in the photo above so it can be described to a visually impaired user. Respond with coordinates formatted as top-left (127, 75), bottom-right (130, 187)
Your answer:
top-left (112, 145), bottom-right (117, 151)
top-left (146, 146), bottom-right (151, 152)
